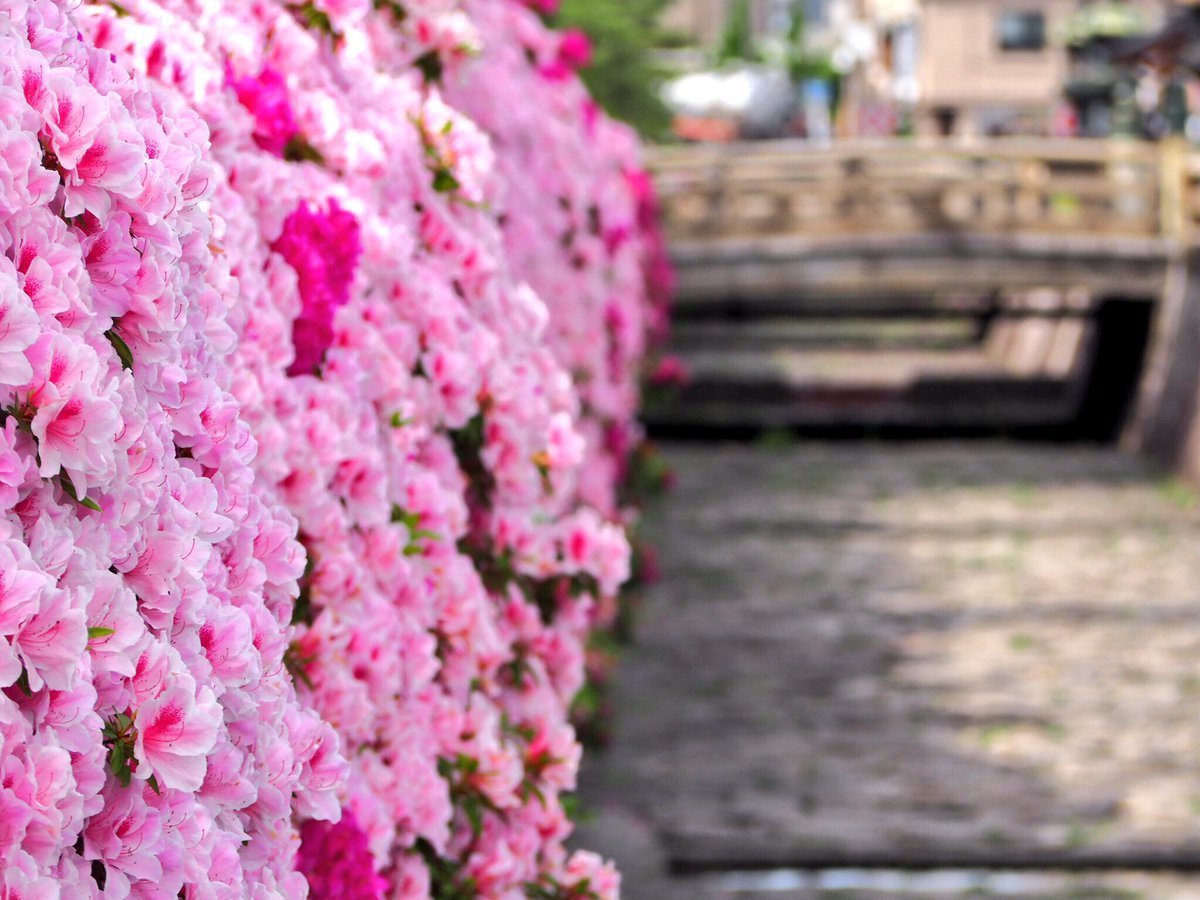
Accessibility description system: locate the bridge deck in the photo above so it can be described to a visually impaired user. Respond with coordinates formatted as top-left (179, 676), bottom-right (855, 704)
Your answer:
top-left (648, 139), bottom-right (1185, 437)
top-left (652, 138), bottom-right (1196, 306)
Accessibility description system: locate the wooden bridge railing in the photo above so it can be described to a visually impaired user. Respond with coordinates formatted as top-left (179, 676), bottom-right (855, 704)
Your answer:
top-left (649, 139), bottom-right (1197, 250)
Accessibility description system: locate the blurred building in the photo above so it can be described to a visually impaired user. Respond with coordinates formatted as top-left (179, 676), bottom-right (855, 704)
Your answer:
top-left (845, 0), bottom-right (1173, 137)
top-left (661, 0), bottom-right (1187, 141)
top-left (916, 0), bottom-right (1080, 135)
top-left (928, 0), bottom-right (1175, 136)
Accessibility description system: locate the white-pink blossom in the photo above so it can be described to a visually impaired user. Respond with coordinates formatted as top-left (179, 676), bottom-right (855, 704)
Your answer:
top-left (134, 679), bottom-right (220, 792)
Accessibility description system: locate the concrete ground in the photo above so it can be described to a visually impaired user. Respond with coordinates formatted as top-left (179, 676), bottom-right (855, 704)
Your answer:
top-left (574, 441), bottom-right (1200, 899)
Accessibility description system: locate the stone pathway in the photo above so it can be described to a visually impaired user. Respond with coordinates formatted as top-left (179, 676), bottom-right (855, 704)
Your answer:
top-left (574, 441), bottom-right (1200, 899)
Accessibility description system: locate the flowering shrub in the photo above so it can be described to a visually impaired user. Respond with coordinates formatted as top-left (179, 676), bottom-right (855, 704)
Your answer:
top-left (0, 3), bottom-right (343, 896)
top-left (0, 0), bottom-right (667, 896)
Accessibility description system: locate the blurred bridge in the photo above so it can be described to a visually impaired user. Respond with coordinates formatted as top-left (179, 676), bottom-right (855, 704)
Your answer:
top-left (580, 144), bottom-right (1200, 899)
top-left (651, 139), bottom-right (1194, 306)
top-left (646, 138), bottom-right (1200, 472)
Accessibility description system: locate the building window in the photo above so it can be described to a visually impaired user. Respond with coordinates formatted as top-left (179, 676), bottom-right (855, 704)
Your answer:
top-left (997, 11), bottom-right (1046, 51)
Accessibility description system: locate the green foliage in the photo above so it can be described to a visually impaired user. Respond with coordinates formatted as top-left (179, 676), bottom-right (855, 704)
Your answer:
top-left (283, 640), bottom-right (316, 690)
top-left (104, 328), bottom-right (134, 371)
top-left (282, 134), bottom-right (325, 165)
top-left (449, 411), bottom-right (494, 511)
top-left (1061, 1), bottom-right (1149, 49)
top-left (717, 0), bottom-right (760, 64)
top-left (785, 1), bottom-right (837, 85)
top-left (102, 713), bottom-right (159, 793)
top-left (59, 470), bottom-right (101, 511)
top-left (414, 838), bottom-right (480, 900)
top-left (289, 1), bottom-right (339, 39)
top-left (551, 0), bottom-right (673, 140)
top-left (390, 505), bottom-right (440, 556)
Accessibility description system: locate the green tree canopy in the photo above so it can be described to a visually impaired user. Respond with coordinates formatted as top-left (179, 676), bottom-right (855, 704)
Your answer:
top-left (551, 0), bottom-right (673, 140)
top-left (717, 0), bottom-right (760, 64)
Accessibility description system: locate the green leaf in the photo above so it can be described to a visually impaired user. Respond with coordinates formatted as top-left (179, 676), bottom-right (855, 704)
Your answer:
top-left (463, 794), bottom-right (484, 839)
top-left (431, 167), bottom-right (460, 194)
top-left (291, 587), bottom-right (314, 627)
top-left (58, 471), bottom-right (80, 501)
top-left (414, 49), bottom-right (444, 85)
top-left (290, 1), bottom-right (338, 37)
top-left (391, 506), bottom-right (421, 530)
top-left (391, 411), bottom-right (412, 428)
top-left (524, 779), bottom-right (547, 808)
top-left (283, 134), bottom-right (326, 165)
top-left (108, 742), bottom-right (125, 777)
top-left (146, 774), bottom-right (161, 795)
top-left (87, 626), bottom-right (116, 641)
top-left (374, 0), bottom-right (407, 22)
top-left (104, 329), bottom-right (134, 371)
top-left (545, 0), bottom-right (673, 140)
top-left (458, 753), bottom-right (479, 775)
top-left (58, 471), bottom-right (101, 510)
top-left (284, 641), bottom-right (316, 690)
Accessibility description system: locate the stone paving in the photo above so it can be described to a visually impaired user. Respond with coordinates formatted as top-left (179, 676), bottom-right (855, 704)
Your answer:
top-left (574, 441), bottom-right (1200, 899)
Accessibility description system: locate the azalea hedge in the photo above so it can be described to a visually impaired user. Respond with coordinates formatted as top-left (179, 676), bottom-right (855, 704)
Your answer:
top-left (0, 0), bottom-right (671, 896)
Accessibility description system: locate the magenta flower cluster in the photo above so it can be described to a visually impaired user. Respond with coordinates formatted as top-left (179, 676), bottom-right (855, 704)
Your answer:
top-left (228, 66), bottom-right (301, 158)
top-left (296, 812), bottom-right (389, 899)
top-left (273, 200), bottom-right (362, 377)
top-left (0, 0), bottom-right (670, 896)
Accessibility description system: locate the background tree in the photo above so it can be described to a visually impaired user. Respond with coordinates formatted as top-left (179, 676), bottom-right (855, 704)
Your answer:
top-left (552, 0), bottom-right (674, 140)
top-left (785, 0), bottom-right (839, 109)
top-left (717, 0), bottom-right (761, 64)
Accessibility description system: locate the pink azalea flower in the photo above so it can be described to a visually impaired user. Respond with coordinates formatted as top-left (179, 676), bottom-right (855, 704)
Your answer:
top-left (0, 129), bottom-right (58, 216)
top-left (12, 585), bottom-right (85, 692)
top-left (23, 333), bottom-right (94, 412)
top-left (0, 272), bottom-right (40, 388)
top-left (228, 65), bottom-right (300, 158)
top-left (563, 850), bottom-right (620, 899)
top-left (4, 210), bottom-right (87, 320)
top-left (35, 71), bottom-right (108, 171)
top-left (557, 29), bottom-right (593, 71)
top-left (0, 420), bottom-right (31, 509)
top-left (30, 387), bottom-right (119, 495)
top-left (0, 540), bottom-right (48, 639)
top-left (61, 121), bottom-right (148, 220)
top-left (83, 783), bottom-right (164, 885)
top-left (649, 354), bottom-right (691, 388)
top-left (273, 199), bottom-right (362, 377)
top-left (76, 210), bottom-right (142, 319)
top-left (296, 810), bottom-right (387, 899)
top-left (134, 680), bottom-right (220, 792)
top-left (0, 849), bottom-right (61, 899)
top-left (0, 793), bottom-right (35, 868)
